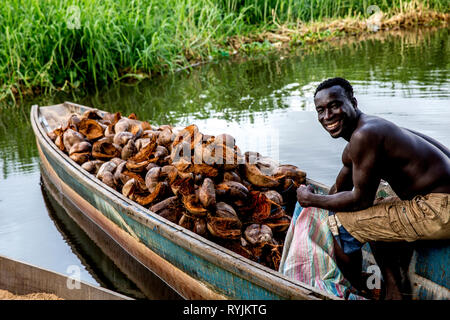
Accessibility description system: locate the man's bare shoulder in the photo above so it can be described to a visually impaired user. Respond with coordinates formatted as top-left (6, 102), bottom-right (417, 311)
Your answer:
top-left (349, 114), bottom-right (391, 147)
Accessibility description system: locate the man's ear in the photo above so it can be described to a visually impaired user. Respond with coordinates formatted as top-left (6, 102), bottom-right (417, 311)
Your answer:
top-left (351, 97), bottom-right (358, 109)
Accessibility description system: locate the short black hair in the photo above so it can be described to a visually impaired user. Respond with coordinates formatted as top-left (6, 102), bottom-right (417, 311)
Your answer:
top-left (314, 77), bottom-right (354, 100)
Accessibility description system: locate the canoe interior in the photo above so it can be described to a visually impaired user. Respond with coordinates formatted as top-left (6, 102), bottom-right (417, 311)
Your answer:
top-left (0, 255), bottom-right (131, 300)
top-left (32, 102), bottom-right (449, 300)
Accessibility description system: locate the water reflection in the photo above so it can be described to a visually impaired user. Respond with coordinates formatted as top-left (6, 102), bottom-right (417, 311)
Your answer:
top-left (40, 177), bottom-right (147, 299)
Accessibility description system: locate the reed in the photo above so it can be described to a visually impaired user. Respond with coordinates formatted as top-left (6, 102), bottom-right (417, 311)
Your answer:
top-left (0, 0), bottom-right (447, 105)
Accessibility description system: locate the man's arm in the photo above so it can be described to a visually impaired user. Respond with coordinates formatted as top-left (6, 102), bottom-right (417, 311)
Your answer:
top-left (298, 129), bottom-right (381, 212)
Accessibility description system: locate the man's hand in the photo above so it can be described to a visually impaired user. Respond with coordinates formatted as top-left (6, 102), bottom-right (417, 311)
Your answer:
top-left (296, 184), bottom-right (315, 208)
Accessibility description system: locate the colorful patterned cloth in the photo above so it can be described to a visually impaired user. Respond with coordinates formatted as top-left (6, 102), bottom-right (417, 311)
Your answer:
top-left (279, 203), bottom-right (366, 300)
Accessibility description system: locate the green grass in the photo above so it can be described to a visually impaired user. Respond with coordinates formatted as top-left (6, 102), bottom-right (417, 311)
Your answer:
top-left (0, 0), bottom-right (447, 105)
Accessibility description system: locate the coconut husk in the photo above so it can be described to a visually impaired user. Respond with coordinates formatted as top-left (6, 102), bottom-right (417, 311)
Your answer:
top-left (192, 164), bottom-right (218, 177)
top-left (160, 165), bottom-right (178, 184)
top-left (133, 182), bottom-right (168, 206)
top-left (63, 129), bottom-right (86, 153)
top-left (170, 176), bottom-right (195, 197)
top-left (215, 181), bottom-right (249, 200)
top-left (69, 152), bottom-right (90, 165)
top-left (172, 124), bottom-right (201, 150)
top-left (78, 118), bottom-right (104, 141)
top-left (92, 137), bottom-right (121, 160)
top-left (151, 196), bottom-right (182, 223)
top-left (102, 112), bottom-right (121, 127)
top-left (126, 160), bottom-right (151, 173)
top-left (129, 134), bottom-right (157, 162)
top-left (81, 160), bottom-right (104, 174)
top-left (274, 164), bottom-right (306, 185)
top-left (81, 109), bottom-right (102, 120)
top-left (239, 191), bottom-right (272, 222)
top-left (122, 170), bottom-right (147, 190)
top-left (198, 178), bottom-right (216, 209)
top-left (243, 163), bottom-right (279, 188)
top-left (206, 214), bottom-right (242, 240)
top-left (265, 215), bottom-right (291, 233)
top-left (244, 224), bottom-right (273, 246)
top-left (182, 194), bottom-right (208, 217)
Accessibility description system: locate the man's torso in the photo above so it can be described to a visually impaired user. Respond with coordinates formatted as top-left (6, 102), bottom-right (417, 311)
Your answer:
top-left (343, 114), bottom-right (450, 200)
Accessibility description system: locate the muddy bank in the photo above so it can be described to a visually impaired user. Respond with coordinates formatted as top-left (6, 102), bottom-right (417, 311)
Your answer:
top-left (229, 7), bottom-right (449, 51)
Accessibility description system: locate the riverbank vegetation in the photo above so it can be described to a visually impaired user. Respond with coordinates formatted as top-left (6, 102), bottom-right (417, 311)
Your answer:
top-left (0, 0), bottom-right (448, 106)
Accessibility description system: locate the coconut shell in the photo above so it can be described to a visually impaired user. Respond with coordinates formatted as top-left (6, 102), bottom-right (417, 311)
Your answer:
top-left (192, 164), bottom-right (218, 178)
top-left (63, 129), bottom-right (85, 153)
top-left (223, 171), bottom-right (242, 183)
top-left (126, 160), bottom-right (150, 173)
top-left (193, 218), bottom-right (207, 236)
top-left (81, 160), bottom-right (104, 174)
top-left (92, 138), bottom-right (121, 160)
top-left (182, 194), bottom-right (208, 217)
top-left (263, 190), bottom-right (283, 206)
top-left (69, 152), bottom-right (90, 165)
top-left (274, 164), bottom-right (306, 185)
top-left (215, 181), bottom-right (249, 200)
top-left (78, 118), bottom-right (104, 141)
top-left (161, 165), bottom-right (178, 184)
top-left (113, 131), bottom-right (134, 146)
top-left (243, 163), bottom-right (279, 188)
top-left (265, 215), bottom-right (291, 233)
top-left (214, 202), bottom-right (234, 217)
top-left (129, 134), bottom-right (157, 162)
top-left (244, 224), bottom-right (273, 245)
top-left (198, 178), bottom-right (216, 209)
top-left (69, 141), bottom-right (92, 155)
top-left (121, 139), bottom-right (138, 160)
top-left (145, 166), bottom-right (161, 193)
top-left (134, 182), bottom-right (167, 206)
top-left (157, 127), bottom-right (173, 146)
top-left (206, 214), bottom-right (242, 240)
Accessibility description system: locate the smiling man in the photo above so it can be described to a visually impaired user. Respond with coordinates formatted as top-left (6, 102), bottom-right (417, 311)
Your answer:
top-left (296, 77), bottom-right (450, 299)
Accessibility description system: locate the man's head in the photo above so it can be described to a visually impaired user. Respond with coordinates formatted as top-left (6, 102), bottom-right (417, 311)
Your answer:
top-left (314, 77), bottom-right (360, 140)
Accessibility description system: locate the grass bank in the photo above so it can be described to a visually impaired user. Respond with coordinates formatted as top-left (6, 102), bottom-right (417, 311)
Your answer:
top-left (0, 0), bottom-right (448, 106)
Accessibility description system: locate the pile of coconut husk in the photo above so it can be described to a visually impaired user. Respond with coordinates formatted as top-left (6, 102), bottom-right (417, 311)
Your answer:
top-left (47, 109), bottom-right (306, 270)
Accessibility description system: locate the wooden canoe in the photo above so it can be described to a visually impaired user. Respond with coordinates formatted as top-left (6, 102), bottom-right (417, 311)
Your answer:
top-left (31, 102), bottom-right (449, 300)
top-left (31, 102), bottom-right (339, 300)
top-left (0, 254), bottom-right (132, 300)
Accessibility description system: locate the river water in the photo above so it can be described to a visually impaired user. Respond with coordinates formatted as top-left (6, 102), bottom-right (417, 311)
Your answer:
top-left (0, 28), bottom-right (448, 298)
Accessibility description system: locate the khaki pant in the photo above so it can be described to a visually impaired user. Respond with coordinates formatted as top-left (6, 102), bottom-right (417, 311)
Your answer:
top-left (335, 193), bottom-right (450, 243)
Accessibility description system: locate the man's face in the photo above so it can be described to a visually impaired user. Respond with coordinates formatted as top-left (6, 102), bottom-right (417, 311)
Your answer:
top-left (314, 85), bottom-right (358, 139)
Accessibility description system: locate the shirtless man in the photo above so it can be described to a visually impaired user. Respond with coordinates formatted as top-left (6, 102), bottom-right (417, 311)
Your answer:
top-left (296, 77), bottom-right (450, 299)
